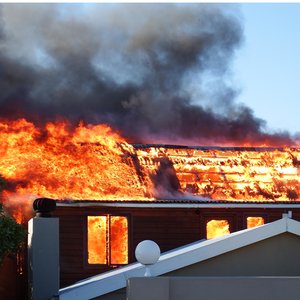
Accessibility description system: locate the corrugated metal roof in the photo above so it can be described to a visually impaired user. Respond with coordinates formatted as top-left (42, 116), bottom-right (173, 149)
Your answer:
top-left (133, 144), bottom-right (299, 152)
top-left (55, 198), bottom-right (300, 209)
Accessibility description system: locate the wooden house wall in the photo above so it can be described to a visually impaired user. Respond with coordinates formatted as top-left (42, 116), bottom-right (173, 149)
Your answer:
top-left (0, 256), bottom-right (17, 300)
top-left (53, 205), bottom-right (300, 287)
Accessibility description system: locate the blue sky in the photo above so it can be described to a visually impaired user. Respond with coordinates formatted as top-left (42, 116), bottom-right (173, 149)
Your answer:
top-left (235, 3), bottom-right (300, 135)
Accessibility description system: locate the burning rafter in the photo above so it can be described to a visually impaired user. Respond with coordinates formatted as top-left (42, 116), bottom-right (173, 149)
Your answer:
top-left (134, 144), bottom-right (300, 201)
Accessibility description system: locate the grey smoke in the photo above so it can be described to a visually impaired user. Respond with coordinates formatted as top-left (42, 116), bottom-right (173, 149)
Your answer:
top-left (0, 4), bottom-right (295, 145)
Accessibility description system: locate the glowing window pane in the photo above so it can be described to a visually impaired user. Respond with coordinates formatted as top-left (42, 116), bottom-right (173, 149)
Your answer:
top-left (110, 216), bottom-right (128, 264)
top-left (88, 216), bottom-right (107, 264)
top-left (206, 219), bottom-right (230, 239)
top-left (247, 216), bottom-right (264, 229)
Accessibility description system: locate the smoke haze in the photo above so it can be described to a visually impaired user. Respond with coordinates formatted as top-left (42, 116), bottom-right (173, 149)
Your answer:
top-left (0, 4), bottom-right (296, 146)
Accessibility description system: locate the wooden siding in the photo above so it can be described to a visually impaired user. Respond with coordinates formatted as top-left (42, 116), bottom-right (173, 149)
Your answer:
top-left (53, 205), bottom-right (300, 287)
top-left (0, 256), bottom-right (17, 299)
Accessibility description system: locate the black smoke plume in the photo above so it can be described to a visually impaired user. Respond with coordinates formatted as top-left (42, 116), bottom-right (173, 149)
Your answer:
top-left (0, 4), bottom-right (296, 146)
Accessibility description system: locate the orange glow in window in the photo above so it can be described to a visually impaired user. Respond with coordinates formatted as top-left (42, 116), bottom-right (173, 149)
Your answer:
top-left (87, 215), bottom-right (128, 265)
top-left (110, 216), bottom-right (129, 264)
top-left (88, 216), bottom-right (107, 264)
top-left (247, 216), bottom-right (264, 229)
top-left (206, 219), bottom-right (230, 239)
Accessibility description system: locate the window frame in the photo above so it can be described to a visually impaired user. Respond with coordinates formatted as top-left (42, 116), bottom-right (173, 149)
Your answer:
top-left (202, 214), bottom-right (236, 240)
top-left (84, 213), bottom-right (131, 268)
top-left (243, 213), bottom-right (267, 229)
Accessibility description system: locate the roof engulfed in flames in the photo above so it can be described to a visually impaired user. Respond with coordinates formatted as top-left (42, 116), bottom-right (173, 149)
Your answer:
top-left (0, 118), bottom-right (146, 201)
top-left (0, 119), bottom-right (299, 222)
top-left (0, 119), bottom-right (150, 221)
top-left (135, 144), bottom-right (300, 201)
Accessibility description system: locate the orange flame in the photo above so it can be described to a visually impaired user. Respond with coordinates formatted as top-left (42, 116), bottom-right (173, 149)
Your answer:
top-left (87, 216), bottom-right (128, 265)
top-left (247, 216), bottom-right (264, 228)
top-left (2, 119), bottom-right (298, 265)
top-left (206, 219), bottom-right (230, 239)
top-left (206, 216), bottom-right (264, 239)
top-left (0, 119), bottom-right (150, 221)
top-left (136, 146), bottom-right (300, 201)
top-left (88, 216), bottom-right (107, 264)
top-left (110, 216), bottom-right (128, 264)
top-left (0, 118), bottom-right (148, 199)
top-left (1, 119), bottom-right (300, 223)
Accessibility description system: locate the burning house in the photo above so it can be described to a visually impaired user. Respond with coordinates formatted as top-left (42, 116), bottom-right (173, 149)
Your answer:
top-left (52, 143), bottom-right (300, 286)
top-left (0, 119), bottom-right (300, 295)
top-left (1, 125), bottom-right (300, 299)
top-left (0, 3), bottom-right (299, 299)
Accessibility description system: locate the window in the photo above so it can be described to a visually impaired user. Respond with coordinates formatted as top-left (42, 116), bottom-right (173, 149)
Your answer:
top-left (87, 215), bottom-right (128, 265)
top-left (247, 216), bottom-right (264, 229)
top-left (206, 219), bottom-right (230, 239)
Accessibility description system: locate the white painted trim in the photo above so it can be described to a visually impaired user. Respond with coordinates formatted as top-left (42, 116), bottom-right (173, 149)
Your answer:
top-left (59, 217), bottom-right (300, 300)
top-left (286, 218), bottom-right (300, 235)
top-left (59, 263), bottom-right (145, 299)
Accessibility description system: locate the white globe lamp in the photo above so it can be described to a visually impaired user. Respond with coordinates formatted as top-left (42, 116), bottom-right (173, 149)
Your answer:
top-left (135, 240), bottom-right (160, 276)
